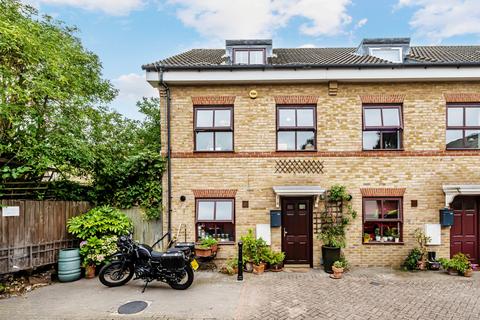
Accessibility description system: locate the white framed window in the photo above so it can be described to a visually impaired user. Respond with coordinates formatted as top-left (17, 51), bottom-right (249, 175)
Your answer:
top-left (369, 47), bottom-right (402, 63)
top-left (233, 49), bottom-right (265, 65)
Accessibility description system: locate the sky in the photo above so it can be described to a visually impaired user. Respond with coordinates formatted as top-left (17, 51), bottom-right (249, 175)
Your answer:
top-left (24, 0), bottom-right (480, 120)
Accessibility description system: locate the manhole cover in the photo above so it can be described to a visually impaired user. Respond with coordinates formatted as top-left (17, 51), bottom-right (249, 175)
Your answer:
top-left (118, 301), bottom-right (148, 315)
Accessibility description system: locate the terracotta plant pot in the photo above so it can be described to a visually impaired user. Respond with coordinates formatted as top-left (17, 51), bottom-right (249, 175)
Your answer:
top-left (464, 269), bottom-right (473, 277)
top-left (330, 266), bottom-right (344, 279)
top-left (195, 247), bottom-right (212, 257)
top-left (253, 263), bottom-right (265, 275)
top-left (447, 268), bottom-right (457, 276)
top-left (417, 260), bottom-right (427, 271)
top-left (85, 264), bottom-right (96, 279)
top-left (245, 261), bottom-right (254, 273)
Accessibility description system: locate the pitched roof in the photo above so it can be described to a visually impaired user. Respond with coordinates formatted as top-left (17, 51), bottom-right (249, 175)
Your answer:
top-left (142, 46), bottom-right (480, 70)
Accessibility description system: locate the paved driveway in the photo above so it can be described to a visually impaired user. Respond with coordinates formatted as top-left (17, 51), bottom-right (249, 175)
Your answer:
top-left (1, 268), bottom-right (479, 319)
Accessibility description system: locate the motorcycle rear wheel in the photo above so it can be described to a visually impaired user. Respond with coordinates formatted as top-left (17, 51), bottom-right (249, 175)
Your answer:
top-left (99, 261), bottom-right (134, 287)
top-left (168, 265), bottom-right (194, 290)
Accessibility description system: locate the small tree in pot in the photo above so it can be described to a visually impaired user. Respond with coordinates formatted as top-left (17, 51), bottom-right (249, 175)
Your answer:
top-left (318, 185), bottom-right (356, 273)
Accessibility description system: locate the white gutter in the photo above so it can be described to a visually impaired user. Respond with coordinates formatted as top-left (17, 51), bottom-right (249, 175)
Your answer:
top-left (146, 67), bottom-right (480, 85)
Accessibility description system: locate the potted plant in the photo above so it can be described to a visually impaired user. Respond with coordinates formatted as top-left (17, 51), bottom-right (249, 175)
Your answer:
top-left (79, 236), bottom-right (117, 279)
top-left (385, 227), bottom-right (394, 242)
top-left (402, 248), bottom-right (422, 271)
top-left (264, 250), bottom-right (285, 272)
top-left (391, 228), bottom-right (400, 243)
top-left (363, 233), bottom-right (371, 243)
top-left (451, 253), bottom-right (472, 276)
top-left (240, 229), bottom-right (269, 274)
top-left (331, 260), bottom-right (345, 279)
top-left (220, 257), bottom-right (238, 275)
top-left (374, 228), bottom-right (381, 242)
top-left (195, 236), bottom-right (218, 257)
top-left (414, 228), bottom-right (431, 271)
top-left (318, 185), bottom-right (357, 273)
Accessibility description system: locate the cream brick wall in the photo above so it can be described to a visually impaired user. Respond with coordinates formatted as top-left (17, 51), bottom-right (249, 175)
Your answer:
top-left (158, 81), bottom-right (480, 267)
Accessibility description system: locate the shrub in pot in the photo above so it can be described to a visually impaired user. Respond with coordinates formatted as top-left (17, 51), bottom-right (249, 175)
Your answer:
top-left (318, 185), bottom-right (356, 273)
top-left (402, 248), bottom-right (422, 271)
top-left (331, 260), bottom-right (347, 279)
top-left (240, 229), bottom-right (267, 273)
top-left (195, 237), bottom-right (218, 257)
top-left (219, 257), bottom-right (238, 276)
top-left (67, 206), bottom-right (132, 277)
top-left (263, 250), bottom-right (285, 272)
top-left (451, 253), bottom-right (472, 276)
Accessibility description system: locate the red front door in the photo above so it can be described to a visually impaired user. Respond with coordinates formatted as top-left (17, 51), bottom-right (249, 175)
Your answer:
top-left (281, 197), bottom-right (312, 265)
top-left (450, 196), bottom-right (479, 263)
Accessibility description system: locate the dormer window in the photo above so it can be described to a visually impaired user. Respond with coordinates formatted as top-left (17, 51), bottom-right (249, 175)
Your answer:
top-left (226, 39), bottom-right (272, 65)
top-left (357, 38), bottom-right (410, 64)
top-left (233, 49), bottom-right (265, 65)
top-left (369, 47), bottom-right (402, 63)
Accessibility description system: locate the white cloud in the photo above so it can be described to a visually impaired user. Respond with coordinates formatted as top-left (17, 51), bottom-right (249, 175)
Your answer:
top-left (25, 0), bottom-right (145, 16)
top-left (111, 73), bottom-right (158, 119)
top-left (355, 18), bottom-right (368, 29)
top-left (299, 43), bottom-right (316, 48)
top-left (397, 0), bottom-right (480, 42)
top-left (167, 0), bottom-right (352, 39)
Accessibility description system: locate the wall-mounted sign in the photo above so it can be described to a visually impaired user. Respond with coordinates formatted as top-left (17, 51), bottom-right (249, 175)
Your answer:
top-left (2, 206), bottom-right (20, 217)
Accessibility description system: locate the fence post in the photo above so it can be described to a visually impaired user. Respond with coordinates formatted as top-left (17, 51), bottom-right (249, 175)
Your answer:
top-left (237, 241), bottom-right (243, 281)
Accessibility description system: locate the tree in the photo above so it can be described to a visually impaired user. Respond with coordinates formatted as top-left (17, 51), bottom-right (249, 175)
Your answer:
top-left (0, 0), bottom-right (116, 180)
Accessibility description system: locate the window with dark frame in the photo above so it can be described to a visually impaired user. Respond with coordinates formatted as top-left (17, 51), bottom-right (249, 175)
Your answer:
top-left (362, 105), bottom-right (403, 150)
top-left (194, 106), bottom-right (233, 152)
top-left (277, 105), bottom-right (316, 151)
top-left (233, 48), bottom-right (265, 65)
top-left (363, 197), bottom-right (403, 244)
top-left (446, 104), bottom-right (480, 149)
top-left (196, 199), bottom-right (235, 243)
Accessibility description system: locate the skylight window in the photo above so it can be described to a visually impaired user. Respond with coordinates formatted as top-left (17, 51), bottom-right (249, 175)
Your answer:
top-left (369, 47), bottom-right (402, 63)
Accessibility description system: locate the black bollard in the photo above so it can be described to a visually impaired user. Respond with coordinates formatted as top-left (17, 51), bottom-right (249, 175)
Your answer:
top-left (237, 241), bottom-right (243, 281)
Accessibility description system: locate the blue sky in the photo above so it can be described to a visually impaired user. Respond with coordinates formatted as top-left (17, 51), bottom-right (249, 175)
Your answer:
top-left (27, 0), bottom-right (480, 119)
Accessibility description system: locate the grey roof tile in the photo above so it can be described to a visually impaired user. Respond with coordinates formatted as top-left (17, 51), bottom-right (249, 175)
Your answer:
top-left (142, 45), bottom-right (480, 70)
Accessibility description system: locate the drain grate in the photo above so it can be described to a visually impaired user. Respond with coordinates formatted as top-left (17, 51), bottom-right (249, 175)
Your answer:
top-left (370, 281), bottom-right (381, 286)
top-left (118, 301), bottom-right (148, 315)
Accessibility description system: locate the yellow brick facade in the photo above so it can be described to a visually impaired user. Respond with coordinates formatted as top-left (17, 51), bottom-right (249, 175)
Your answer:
top-left (159, 82), bottom-right (480, 268)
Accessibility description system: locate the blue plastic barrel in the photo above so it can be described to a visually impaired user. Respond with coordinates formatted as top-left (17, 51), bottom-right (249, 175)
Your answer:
top-left (58, 248), bottom-right (81, 282)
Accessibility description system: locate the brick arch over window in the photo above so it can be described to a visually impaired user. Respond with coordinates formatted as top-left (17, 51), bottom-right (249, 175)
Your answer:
top-left (191, 96), bottom-right (236, 105)
top-left (360, 188), bottom-right (406, 197)
top-left (192, 189), bottom-right (237, 198)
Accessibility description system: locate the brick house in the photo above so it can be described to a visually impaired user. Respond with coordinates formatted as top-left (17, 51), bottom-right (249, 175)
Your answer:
top-left (142, 38), bottom-right (480, 267)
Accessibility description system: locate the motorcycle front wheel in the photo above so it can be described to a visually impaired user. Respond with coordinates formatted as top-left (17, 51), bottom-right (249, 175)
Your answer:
top-left (168, 264), bottom-right (194, 290)
top-left (99, 261), bottom-right (134, 287)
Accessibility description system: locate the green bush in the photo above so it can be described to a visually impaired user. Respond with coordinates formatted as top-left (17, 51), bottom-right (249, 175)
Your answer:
top-left (240, 229), bottom-right (268, 265)
top-left (79, 236), bottom-right (117, 267)
top-left (67, 205), bottom-right (132, 239)
top-left (451, 253), bottom-right (471, 274)
top-left (198, 237), bottom-right (218, 249)
top-left (403, 248), bottom-right (422, 270)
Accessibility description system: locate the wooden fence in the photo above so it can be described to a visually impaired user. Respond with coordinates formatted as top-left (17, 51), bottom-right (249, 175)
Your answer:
top-left (121, 207), bottom-right (164, 249)
top-left (0, 200), bottom-right (90, 274)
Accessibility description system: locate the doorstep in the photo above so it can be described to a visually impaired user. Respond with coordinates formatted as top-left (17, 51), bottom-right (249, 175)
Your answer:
top-left (283, 264), bottom-right (311, 272)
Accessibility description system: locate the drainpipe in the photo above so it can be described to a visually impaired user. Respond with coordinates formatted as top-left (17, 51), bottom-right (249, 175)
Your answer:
top-left (156, 64), bottom-right (172, 242)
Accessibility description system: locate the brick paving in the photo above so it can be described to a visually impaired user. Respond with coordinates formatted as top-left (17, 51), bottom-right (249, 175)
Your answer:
top-left (237, 268), bottom-right (480, 320)
top-left (0, 268), bottom-right (479, 319)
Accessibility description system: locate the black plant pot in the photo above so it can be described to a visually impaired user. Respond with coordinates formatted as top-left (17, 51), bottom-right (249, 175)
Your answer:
top-left (322, 245), bottom-right (341, 273)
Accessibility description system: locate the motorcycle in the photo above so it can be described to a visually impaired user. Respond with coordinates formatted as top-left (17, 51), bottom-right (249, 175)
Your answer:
top-left (98, 233), bottom-right (199, 291)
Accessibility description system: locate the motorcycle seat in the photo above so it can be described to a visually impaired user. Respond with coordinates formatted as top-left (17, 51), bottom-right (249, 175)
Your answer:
top-left (150, 250), bottom-right (165, 260)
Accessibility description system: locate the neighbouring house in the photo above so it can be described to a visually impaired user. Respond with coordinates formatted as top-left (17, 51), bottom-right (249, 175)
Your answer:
top-left (142, 38), bottom-right (480, 267)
